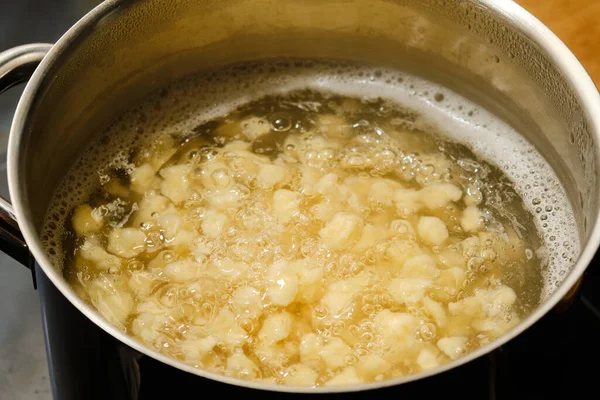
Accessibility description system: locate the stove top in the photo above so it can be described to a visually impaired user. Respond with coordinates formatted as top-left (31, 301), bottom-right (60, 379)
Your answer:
top-left (36, 259), bottom-right (600, 400)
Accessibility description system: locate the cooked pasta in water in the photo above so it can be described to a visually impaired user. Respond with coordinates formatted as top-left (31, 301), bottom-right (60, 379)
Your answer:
top-left (42, 61), bottom-right (578, 387)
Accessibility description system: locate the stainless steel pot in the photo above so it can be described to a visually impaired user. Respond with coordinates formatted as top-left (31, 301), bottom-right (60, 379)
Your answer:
top-left (0, 0), bottom-right (598, 393)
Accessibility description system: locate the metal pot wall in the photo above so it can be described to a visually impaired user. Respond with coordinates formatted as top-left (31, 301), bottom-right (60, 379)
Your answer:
top-left (0, 0), bottom-right (599, 393)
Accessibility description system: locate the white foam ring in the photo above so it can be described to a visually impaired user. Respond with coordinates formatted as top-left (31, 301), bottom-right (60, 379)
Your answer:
top-left (42, 59), bottom-right (579, 302)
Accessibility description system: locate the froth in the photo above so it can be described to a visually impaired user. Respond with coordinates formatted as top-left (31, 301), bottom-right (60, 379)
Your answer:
top-left (42, 59), bottom-right (579, 302)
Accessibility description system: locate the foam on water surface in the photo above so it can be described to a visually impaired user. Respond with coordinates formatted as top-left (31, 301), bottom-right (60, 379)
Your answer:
top-left (41, 59), bottom-right (579, 302)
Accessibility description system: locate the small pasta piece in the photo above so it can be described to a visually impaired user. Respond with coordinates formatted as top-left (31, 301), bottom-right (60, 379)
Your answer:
top-left (299, 333), bottom-right (324, 369)
top-left (127, 271), bottom-right (157, 296)
top-left (418, 216), bottom-right (449, 246)
top-left (369, 179), bottom-right (400, 206)
top-left (78, 239), bottom-right (122, 271)
top-left (464, 186), bottom-right (483, 206)
top-left (88, 279), bottom-right (133, 327)
top-left (258, 312), bottom-right (293, 344)
top-left (419, 183), bottom-right (462, 210)
top-left (210, 309), bottom-right (248, 349)
top-left (423, 296), bottom-right (448, 328)
top-left (257, 164), bottom-right (285, 188)
top-left (241, 116), bottom-right (271, 140)
top-left (159, 164), bottom-right (190, 204)
top-left (131, 313), bottom-right (163, 344)
top-left (325, 367), bottom-right (363, 386)
top-left (227, 352), bottom-right (260, 380)
top-left (320, 337), bottom-right (351, 369)
top-left (354, 224), bottom-right (386, 252)
top-left (386, 240), bottom-right (422, 266)
top-left (315, 173), bottom-right (339, 195)
top-left (460, 205), bottom-right (483, 232)
top-left (393, 188), bottom-right (423, 216)
top-left (374, 310), bottom-right (420, 354)
top-left (201, 211), bottom-right (229, 239)
top-left (163, 259), bottom-right (202, 282)
top-left (320, 273), bottom-right (366, 317)
top-left (72, 204), bottom-right (103, 234)
top-left (197, 160), bottom-right (231, 190)
top-left (107, 228), bottom-right (146, 258)
top-left (272, 189), bottom-right (301, 223)
top-left (291, 259), bottom-right (325, 303)
top-left (317, 114), bottom-right (351, 139)
top-left (283, 363), bottom-right (319, 386)
top-left (437, 336), bottom-right (468, 360)
top-left (206, 188), bottom-right (242, 211)
top-left (130, 163), bottom-right (157, 193)
top-left (472, 312), bottom-right (520, 337)
top-left (437, 249), bottom-right (466, 269)
top-left (231, 286), bottom-right (264, 319)
top-left (386, 278), bottom-right (432, 304)
top-left (131, 191), bottom-right (170, 226)
top-left (355, 354), bottom-right (391, 380)
top-left (212, 258), bottom-right (250, 280)
top-left (180, 336), bottom-right (218, 364)
top-left (417, 348), bottom-right (440, 371)
top-left (401, 254), bottom-right (440, 279)
top-left (319, 212), bottom-right (364, 250)
top-left (157, 209), bottom-right (181, 239)
top-left (266, 261), bottom-right (299, 306)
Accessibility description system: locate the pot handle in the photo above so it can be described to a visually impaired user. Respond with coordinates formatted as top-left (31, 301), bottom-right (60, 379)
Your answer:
top-left (0, 43), bottom-right (53, 94)
top-left (0, 43), bottom-right (53, 271)
top-left (0, 197), bottom-right (32, 269)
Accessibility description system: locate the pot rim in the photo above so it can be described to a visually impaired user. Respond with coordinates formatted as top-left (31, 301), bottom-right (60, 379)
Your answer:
top-left (7, 0), bottom-right (600, 393)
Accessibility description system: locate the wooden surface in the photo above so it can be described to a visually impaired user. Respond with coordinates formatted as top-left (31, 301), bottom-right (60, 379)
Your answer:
top-left (517, 0), bottom-right (600, 84)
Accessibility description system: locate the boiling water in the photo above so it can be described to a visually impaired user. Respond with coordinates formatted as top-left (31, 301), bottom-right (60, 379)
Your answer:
top-left (41, 59), bottom-right (579, 386)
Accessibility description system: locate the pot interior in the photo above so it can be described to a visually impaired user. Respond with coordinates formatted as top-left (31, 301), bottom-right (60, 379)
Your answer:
top-left (12, 0), bottom-right (598, 381)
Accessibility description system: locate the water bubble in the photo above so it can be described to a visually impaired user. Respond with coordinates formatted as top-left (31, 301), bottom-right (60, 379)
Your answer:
top-left (305, 149), bottom-right (319, 161)
top-left (314, 306), bottom-right (329, 319)
top-left (211, 168), bottom-right (231, 187)
top-left (319, 148), bottom-right (336, 160)
top-left (270, 113), bottom-right (292, 132)
top-left (162, 250), bottom-right (176, 262)
top-left (239, 318), bottom-right (255, 332)
top-left (467, 256), bottom-right (484, 272)
top-left (419, 164), bottom-right (435, 176)
top-left (158, 286), bottom-right (178, 308)
top-left (419, 323), bottom-right (437, 341)
top-left (475, 247), bottom-right (492, 264)
top-left (108, 266), bottom-right (122, 276)
top-left (390, 220), bottom-right (411, 234)
top-left (525, 249), bottom-right (534, 260)
top-left (347, 154), bottom-right (365, 167)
